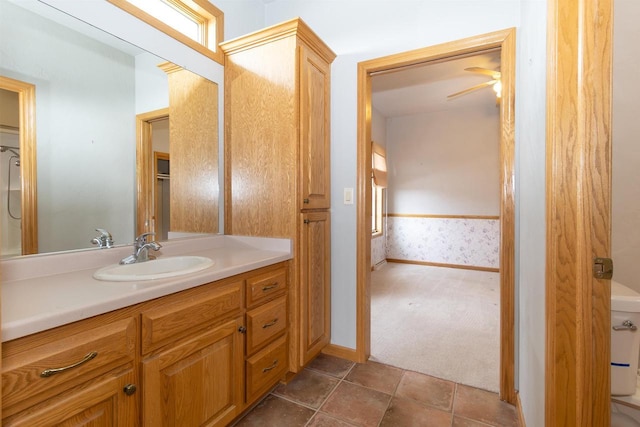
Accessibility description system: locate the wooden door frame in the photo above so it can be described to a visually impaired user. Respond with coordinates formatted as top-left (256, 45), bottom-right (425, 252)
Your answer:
top-left (135, 108), bottom-right (169, 236)
top-left (545, 0), bottom-right (612, 424)
top-left (0, 76), bottom-right (38, 255)
top-left (355, 28), bottom-right (517, 403)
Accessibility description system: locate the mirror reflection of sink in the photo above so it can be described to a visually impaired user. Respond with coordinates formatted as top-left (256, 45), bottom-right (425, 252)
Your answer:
top-left (93, 256), bottom-right (214, 282)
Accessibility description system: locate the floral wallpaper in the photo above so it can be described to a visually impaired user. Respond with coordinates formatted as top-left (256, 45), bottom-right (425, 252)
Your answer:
top-left (384, 216), bottom-right (500, 269)
top-left (371, 235), bottom-right (386, 267)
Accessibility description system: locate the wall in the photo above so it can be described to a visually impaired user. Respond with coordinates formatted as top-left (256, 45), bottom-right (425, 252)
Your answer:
top-left (384, 106), bottom-right (500, 269)
top-left (263, 0), bottom-right (520, 357)
top-left (516, 0), bottom-right (547, 425)
top-left (135, 52), bottom-right (169, 114)
top-left (612, 0), bottom-right (640, 292)
top-left (386, 106), bottom-right (500, 215)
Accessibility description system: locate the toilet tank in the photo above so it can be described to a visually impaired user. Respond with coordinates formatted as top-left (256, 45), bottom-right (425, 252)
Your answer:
top-left (612, 280), bottom-right (640, 396)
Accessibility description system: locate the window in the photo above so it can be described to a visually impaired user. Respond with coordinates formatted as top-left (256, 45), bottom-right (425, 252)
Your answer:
top-left (372, 183), bottom-right (384, 235)
top-left (108, 0), bottom-right (224, 64)
top-left (372, 142), bottom-right (387, 236)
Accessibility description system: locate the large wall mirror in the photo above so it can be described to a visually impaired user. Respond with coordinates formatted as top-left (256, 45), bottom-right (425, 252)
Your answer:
top-left (0, 0), bottom-right (221, 258)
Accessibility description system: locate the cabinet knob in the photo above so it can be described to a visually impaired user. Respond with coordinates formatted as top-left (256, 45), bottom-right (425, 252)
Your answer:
top-left (123, 384), bottom-right (137, 396)
top-left (303, 198), bottom-right (310, 204)
top-left (238, 326), bottom-right (247, 334)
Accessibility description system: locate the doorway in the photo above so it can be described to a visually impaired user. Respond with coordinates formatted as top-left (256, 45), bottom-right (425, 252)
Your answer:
top-left (0, 76), bottom-right (37, 256)
top-left (355, 28), bottom-right (516, 403)
top-left (368, 49), bottom-right (503, 392)
top-left (136, 108), bottom-right (169, 237)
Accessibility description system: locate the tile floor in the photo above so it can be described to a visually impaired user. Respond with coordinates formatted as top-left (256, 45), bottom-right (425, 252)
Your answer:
top-left (233, 353), bottom-right (519, 427)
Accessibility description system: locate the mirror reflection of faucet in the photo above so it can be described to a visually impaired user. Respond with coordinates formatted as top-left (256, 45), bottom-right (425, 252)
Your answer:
top-left (119, 232), bottom-right (162, 265)
top-left (91, 228), bottom-right (114, 248)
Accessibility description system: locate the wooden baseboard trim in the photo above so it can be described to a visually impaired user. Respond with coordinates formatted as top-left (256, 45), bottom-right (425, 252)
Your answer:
top-left (387, 213), bottom-right (500, 220)
top-left (386, 259), bottom-right (499, 273)
top-left (371, 260), bottom-right (387, 271)
top-left (515, 391), bottom-right (526, 427)
top-left (322, 344), bottom-right (360, 363)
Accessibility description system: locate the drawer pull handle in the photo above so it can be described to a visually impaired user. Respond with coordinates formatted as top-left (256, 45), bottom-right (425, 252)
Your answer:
top-left (40, 351), bottom-right (98, 378)
top-left (262, 319), bottom-right (279, 329)
top-left (263, 359), bottom-right (279, 373)
top-left (262, 283), bottom-right (278, 291)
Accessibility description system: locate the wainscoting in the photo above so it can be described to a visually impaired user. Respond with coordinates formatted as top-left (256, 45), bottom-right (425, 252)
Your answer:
top-left (385, 214), bottom-right (500, 270)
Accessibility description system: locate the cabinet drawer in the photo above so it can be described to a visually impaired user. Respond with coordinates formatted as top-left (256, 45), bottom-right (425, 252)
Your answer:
top-left (2, 316), bottom-right (136, 410)
top-left (246, 335), bottom-right (288, 404)
top-left (141, 280), bottom-right (242, 353)
top-left (246, 266), bottom-right (287, 308)
top-left (246, 296), bottom-right (287, 355)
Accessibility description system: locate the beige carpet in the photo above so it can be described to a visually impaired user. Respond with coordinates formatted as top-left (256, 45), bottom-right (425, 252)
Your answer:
top-left (370, 262), bottom-right (500, 392)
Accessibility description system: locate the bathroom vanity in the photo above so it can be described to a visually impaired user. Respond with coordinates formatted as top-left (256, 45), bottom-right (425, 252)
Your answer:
top-left (1, 235), bottom-right (292, 426)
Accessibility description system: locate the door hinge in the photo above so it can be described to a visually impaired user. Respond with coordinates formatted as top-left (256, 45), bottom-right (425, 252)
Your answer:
top-left (593, 257), bottom-right (613, 280)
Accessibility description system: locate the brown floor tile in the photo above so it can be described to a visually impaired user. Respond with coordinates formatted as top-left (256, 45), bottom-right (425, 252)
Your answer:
top-left (320, 381), bottom-right (391, 427)
top-left (379, 396), bottom-right (452, 427)
top-left (453, 384), bottom-right (518, 426)
top-left (345, 361), bottom-right (404, 394)
top-left (307, 412), bottom-right (359, 427)
top-left (395, 370), bottom-right (455, 411)
top-left (273, 369), bottom-right (339, 408)
top-left (233, 394), bottom-right (315, 427)
top-left (307, 353), bottom-right (355, 378)
top-left (452, 416), bottom-right (494, 427)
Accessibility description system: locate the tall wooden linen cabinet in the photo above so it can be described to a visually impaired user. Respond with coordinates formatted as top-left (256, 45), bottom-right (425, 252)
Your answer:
top-left (221, 18), bottom-right (335, 373)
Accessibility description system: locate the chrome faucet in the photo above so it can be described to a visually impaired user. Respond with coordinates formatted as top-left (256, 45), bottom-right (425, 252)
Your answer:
top-left (119, 232), bottom-right (162, 265)
top-left (91, 229), bottom-right (114, 249)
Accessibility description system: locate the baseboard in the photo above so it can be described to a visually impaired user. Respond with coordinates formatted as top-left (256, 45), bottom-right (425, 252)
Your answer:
top-left (515, 391), bottom-right (526, 427)
top-left (322, 343), bottom-right (360, 363)
top-left (371, 259), bottom-right (387, 271)
top-left (386, 258), bottom-right (499, 273)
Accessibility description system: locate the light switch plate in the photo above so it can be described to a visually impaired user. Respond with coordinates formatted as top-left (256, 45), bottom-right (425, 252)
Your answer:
top-left (344, 188), bottom-right (354, 205)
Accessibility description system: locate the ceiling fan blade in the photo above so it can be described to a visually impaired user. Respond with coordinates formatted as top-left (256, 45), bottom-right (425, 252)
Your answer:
top-left (465, 67), bottom-right (501, 79)
top-left (447, 80), bottom-right (496, 99)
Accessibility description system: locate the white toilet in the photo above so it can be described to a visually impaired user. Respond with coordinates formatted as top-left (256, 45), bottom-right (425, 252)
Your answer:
top-left (611, 280), bottom-right (640, 426)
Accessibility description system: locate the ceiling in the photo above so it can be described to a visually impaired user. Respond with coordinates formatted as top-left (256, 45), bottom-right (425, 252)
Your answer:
top-left (371, 50), bottom-right (501, 118)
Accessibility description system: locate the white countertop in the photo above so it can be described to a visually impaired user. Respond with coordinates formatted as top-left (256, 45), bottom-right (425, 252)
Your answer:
top-left (1, 235), bottom-right (292, 342)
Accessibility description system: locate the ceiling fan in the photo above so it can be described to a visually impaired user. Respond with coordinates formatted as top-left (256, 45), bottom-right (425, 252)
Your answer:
top-left (447, 67), bottom-right (502, 99)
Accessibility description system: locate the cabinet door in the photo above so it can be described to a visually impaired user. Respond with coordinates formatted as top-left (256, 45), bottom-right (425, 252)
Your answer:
top-left (300, 211), bottom-right (331, 365)
top-left (299, 45), bottom-right (331, 210)
top-left (142, 318), bottom-right (243, 427)
top-left (2, 367), bottom-right (137, 427)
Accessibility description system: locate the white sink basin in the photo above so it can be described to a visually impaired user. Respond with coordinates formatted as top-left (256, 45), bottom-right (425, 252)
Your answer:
top-left (93, 256), bottom-right (214, 282)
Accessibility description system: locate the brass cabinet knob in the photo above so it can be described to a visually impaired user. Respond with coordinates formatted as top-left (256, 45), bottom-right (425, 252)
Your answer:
top-left (123, 384), bottom-right (137, 396)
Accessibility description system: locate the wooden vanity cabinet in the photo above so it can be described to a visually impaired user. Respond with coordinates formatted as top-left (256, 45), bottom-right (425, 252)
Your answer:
top-left (140, 279), bottom-right (244, 427)
top-left (222, 18), bottom-right (335, 372)
top-left (1, 262), bottom-right (290, 426)
top-left (1, 310), bottom-right (139, 426)
top-left (142, 317), bottom-right (244, 427)
top-left (243, 263), bottom-right (289, 404)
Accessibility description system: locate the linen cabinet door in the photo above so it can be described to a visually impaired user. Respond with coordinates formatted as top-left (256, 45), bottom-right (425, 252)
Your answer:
top-left (299, 44), bottom-right (331, 210)
top-left (142, 318), bottom-right (244, 427)
top-left (299, 211), bottom-right (331, 365)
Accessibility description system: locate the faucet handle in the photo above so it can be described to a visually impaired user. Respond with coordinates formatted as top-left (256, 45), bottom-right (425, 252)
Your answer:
top-left (134, 232), bottom-right (156, 246)
top-left (92, 229), bottom-right (114, 248)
